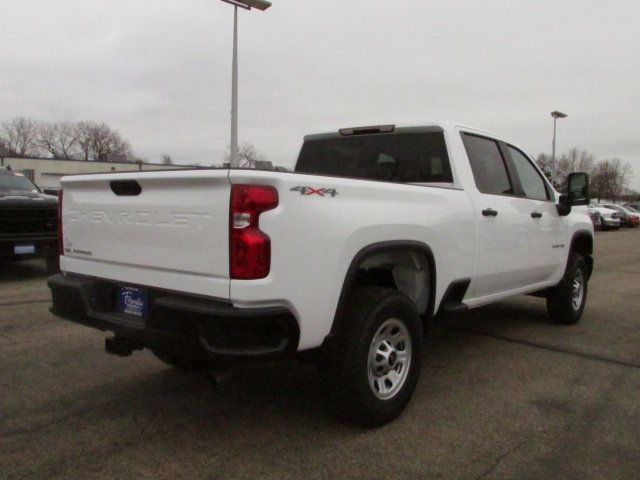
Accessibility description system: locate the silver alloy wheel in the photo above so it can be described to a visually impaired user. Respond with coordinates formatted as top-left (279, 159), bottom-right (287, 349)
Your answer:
top-left (367, 318), bottom-right (412, 400)
top-left (572, 268), bottom-right (584, 311)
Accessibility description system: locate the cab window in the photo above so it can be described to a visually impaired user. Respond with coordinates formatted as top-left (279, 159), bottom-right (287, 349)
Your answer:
top-left (461, 133), bottom-right (513, 195)
top-left (507, 146), bottom-right (549, 201)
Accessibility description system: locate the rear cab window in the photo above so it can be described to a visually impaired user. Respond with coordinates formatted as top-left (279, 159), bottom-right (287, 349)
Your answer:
top-left (295, 130), bottom-right (453, 184)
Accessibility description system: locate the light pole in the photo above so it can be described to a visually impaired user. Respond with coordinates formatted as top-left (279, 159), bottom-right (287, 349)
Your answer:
top-left (219, 0), bottom-right (272, 168)
top-left (550, 110), bottom-right (567, 187)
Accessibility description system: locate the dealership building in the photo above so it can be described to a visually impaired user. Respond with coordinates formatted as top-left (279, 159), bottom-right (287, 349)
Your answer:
top-left (0, 156), bottom-right (196, 190)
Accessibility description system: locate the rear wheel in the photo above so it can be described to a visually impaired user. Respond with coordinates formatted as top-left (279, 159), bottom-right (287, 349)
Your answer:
top-left (320, 287), bottom-right (423, 427)
top-left (547, 253), bottom-right (588, 325)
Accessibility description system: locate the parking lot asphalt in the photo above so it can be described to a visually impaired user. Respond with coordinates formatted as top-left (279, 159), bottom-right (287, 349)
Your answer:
top-left (1, 229), bottom-right (639, 480)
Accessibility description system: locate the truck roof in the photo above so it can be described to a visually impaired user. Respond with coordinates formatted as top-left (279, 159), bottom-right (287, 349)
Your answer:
top-left (303, 121), bottom-right (514, 145)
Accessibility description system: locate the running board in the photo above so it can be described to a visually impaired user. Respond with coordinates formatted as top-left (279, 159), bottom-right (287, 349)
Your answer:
top-left (437, 278), bottom-right (471, 315)
top-left (442, 301), bottom-right (469, 314)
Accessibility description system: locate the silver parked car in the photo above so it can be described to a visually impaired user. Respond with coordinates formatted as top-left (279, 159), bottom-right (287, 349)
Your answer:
top-left (588, 202), bottom-right (620, 230)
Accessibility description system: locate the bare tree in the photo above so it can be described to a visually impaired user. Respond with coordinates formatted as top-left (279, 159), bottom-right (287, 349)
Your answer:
top-left (535, 153), bottom-right (553, 181)
top-left (161, 154), bottom-right (173, 165)
top-left (612, 159), bottom-right (634, 202)
top-left (0, 138), bottom-right (8, 156)
top-left (537, 148), bottom-right (600, 191)
top-left (556, 148), bottom-right (595, 179)
top-left (590, 158), bottom-right (634, 202)
top-left (37, 121), bottom-right (79, 159)
top-left (622, 188), bottom-right (640, 203)
top-left (225, 143), bottom-right (266, 168)
top-left (1, 117), bottom-right (40, 156)
top-left (37, 122), bottom-right (58, 158)
top-left (92, 123), bottom-right (132, 162)
top-left (550, 148), bottom-right (596, 190)
top-left (74, 121), bottom-right (95, 161)
top-left (72, 121), bottom-right (132, 162)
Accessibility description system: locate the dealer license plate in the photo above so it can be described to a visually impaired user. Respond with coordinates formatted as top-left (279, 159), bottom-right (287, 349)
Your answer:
top-left (117, 286), bottom-right (149, 317)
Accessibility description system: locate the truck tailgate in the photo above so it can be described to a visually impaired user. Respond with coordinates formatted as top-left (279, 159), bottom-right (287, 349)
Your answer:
top-left (60, 169), bottom-right (230, 299)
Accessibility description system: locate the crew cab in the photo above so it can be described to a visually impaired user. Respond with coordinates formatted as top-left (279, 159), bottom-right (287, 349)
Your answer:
top-left (48, 122), bottom-right (593, 426)
top-left (1, 167), bottom-right (59, 273)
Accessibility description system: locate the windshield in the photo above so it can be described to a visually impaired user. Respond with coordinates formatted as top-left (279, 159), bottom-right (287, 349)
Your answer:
top-left (0, 171), bottom-right (39, 192)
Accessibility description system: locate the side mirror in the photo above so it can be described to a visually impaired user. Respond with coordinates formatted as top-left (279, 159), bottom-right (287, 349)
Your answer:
top-left (557, 172), bottom-right (589, 216)
top-left (557, 194), bottom-right (571, 216)
top-left (43, 188), bottom-right (59, 196)
top-left (567, 172), bottom-right (590, 206)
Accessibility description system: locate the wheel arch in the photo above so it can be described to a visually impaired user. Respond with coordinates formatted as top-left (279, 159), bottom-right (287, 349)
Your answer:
top-left (569, 229), bottom-right (594, 279)
top-left (330, 241), bottom-right (437, 336)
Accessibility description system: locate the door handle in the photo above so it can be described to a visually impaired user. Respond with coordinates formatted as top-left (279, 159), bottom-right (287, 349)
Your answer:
top-left (482, 208), bottom-right (498, 217)
top-left (531, 211), bottom-right (543, 219)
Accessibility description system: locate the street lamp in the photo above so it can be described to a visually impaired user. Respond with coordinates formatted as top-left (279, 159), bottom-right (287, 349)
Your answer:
top-left (550, 110), bottom-right (567, 187)
top-left (220, 0), bottom-right (272, 168)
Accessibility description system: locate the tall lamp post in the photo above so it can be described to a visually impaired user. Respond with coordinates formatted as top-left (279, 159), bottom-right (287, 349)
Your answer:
top-left (550, 110), bottom-right (567, 187)
top-left (219, 0), bottom-right (272, 168)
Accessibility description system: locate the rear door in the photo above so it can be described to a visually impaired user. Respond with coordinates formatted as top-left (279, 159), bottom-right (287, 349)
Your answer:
top-left (61, 169), bottom-right (231, 299)
top-left (461, 133), bottom-right (531, 298)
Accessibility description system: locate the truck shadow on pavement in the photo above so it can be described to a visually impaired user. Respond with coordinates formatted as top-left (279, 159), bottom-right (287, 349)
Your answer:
top-left (7, 296), bottom-right (634, 478)
top-left (0, 259), bottom-right (49, 283)
top-left (8, 299), bottom-right (555, 438)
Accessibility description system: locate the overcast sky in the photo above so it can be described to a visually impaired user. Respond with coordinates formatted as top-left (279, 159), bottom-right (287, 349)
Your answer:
top-left (1, 0), bottom-right (639, 187)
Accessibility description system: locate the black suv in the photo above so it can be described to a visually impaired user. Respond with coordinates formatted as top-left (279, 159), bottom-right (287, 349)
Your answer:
top-left (0, 167), bottom-right (59, 273)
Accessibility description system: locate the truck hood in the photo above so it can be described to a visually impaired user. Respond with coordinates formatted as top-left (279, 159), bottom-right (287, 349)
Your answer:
top-left (0, 190), bottom-right (58, 208)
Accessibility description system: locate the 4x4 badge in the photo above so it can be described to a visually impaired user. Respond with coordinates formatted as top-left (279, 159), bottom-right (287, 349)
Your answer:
top-left (290, 186), bottom-right (339, 197)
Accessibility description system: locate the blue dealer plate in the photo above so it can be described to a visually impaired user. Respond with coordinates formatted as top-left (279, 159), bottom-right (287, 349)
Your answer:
top-left (117, 286), bottom-right (149, 318)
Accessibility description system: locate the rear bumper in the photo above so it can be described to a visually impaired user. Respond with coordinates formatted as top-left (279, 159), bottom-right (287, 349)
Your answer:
top-left (48, 273), bottom-right (299, 361)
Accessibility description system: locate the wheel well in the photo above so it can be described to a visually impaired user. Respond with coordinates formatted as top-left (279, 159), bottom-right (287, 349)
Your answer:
top-left (571, 231), bottom-right (593, 278)
top-left (333, 242), bottom-right (436, 335)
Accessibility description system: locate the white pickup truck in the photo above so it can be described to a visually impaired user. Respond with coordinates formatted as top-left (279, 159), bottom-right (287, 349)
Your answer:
top-left (49, 122), bottom-right (594, 426)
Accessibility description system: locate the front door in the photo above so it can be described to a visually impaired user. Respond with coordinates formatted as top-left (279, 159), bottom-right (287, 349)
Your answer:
top-left (505, 145), bottom-right (567, 283)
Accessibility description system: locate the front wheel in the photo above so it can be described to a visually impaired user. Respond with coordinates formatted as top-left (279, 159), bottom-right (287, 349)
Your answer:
top-left (546, 253), bottom-right (588, 325)
top-left (320, 287), bottom-right (423, 427)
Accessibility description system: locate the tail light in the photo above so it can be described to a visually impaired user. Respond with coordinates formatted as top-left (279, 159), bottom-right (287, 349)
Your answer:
top-left (57, 189), bottom-right (64, 255)
top-left (230, 185), bottom-right (278, 279)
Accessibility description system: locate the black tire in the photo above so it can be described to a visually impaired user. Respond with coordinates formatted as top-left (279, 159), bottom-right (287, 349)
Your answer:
top-left (320, 287), bottom-right (423, 427)
top-left (546, 253), bottom-right (588, 325)
top-left (45, 254), bottom-right (60, 274)
top-left (151, 349), bottom-right (209, 371)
